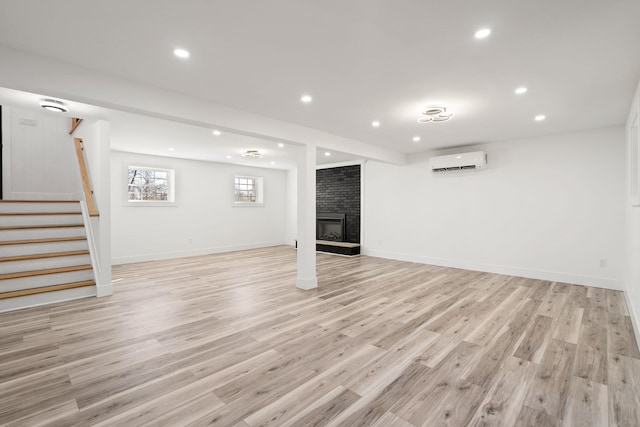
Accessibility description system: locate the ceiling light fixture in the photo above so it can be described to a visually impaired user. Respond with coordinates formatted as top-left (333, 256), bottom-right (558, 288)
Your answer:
top-left (324, 152), bottom-right (331, 157)
top-left (475, 28), bottom-right (491, 39)
top-left (242, 150), bottom-right (263, 158)
top-left (168, 148), bottom-right (175, 151)
top-left (278, 143), bottom-right (285, 148)
top-left (174, 48), bottom-right (190, 59)
top-left (535, 115), bottom-right (546, 121)
top-left (417, 107), bottom-right (453, 123)
top-left (413, 136), bottom-right (421, 142)
top-left (40, 99), bottom-right (69, 113)
top-left (270, 161), bottom-right (276, 165)
top-left (226, 155), bottom-right (232, 159)
top-left (515, 87), bottom-right (528, 95)
top-left (212, 130), bottom-right (221, 136)
top-left (301, 95), bottom-right (312, 103)
top-left (371, 121), bottom-right (380, 127)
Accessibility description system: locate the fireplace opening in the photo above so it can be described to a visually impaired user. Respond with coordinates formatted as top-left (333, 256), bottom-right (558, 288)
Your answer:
top-left (317, 213), bottom-right (346, 242)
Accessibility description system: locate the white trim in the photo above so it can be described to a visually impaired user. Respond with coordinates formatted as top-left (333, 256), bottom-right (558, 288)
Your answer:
top-left (361, 248), bottom-right (625, 290)
top-left (233, 174), bottom-right (264, 205)
top-left (623, 290), bottom-right (640, 354)
top-left (296, 276), bottom-right (318, 290)
top-left (79, 199), bottom-right (107, 296)
top-left (112, 240), bottom-right (286, 265)
top-left (316, 159), bottom-right (365, 170)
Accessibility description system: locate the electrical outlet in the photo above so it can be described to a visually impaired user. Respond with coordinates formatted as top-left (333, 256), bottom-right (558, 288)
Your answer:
top-left (599, 258), bottom-right (607, 267)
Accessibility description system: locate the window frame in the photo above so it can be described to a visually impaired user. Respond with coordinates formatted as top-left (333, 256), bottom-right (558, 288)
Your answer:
top-left (233, 174), bottom-right (264, 207)
top-left (125, 164), bottom-right (177, 207)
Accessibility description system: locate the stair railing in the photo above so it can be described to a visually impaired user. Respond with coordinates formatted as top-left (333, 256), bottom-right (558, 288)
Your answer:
top-left (73, 138), bottom-right (99, 217)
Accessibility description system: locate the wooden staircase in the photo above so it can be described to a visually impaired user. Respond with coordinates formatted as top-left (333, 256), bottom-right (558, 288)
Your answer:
top-left (0, 200), bottom-right (97, 311)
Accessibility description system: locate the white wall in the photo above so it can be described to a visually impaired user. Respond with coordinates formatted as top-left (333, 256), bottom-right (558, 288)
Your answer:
top-left (285, 168), bottom-right (297, 246)
top-left (111, 151), bottom-right (287, 264)
top-left (363, 127), bottom-right (626, 290)
top-left (1, 105), bottom-right (80, 199)
top-left (625, 79), bottom-right (640, 345)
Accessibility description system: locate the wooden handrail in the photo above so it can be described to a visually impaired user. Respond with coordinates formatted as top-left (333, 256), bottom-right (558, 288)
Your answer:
top-left (73, 138), bottom-right (99, 217)
top-left (69, 117), bottom-right (83, 135)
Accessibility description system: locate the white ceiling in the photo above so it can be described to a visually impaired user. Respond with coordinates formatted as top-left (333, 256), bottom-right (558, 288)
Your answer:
top-left (0, 87), bottom-right (356, 170)
top-left (0, 0), bottom-right (639, 161)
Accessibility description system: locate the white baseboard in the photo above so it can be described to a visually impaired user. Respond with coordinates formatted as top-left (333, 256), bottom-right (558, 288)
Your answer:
top-left (96, 284), bottom-right (113, 297)
top-left (623, 290), bottom-right (640, 353)
top-left (361, 248), bottom-right (624, 291)
top-left (296, 276), bottom-right (318, 290)
top-left (111, 241), bottom-right (286, 265)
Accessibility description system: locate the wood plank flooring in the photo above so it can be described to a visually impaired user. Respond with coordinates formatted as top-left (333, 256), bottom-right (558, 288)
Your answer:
top-left (0, 246), bottom-right (638, 426)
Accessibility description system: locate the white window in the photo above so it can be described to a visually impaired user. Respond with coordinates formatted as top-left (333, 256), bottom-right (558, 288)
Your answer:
top-left (127, 166), bottom-right (176, 204)
top-left (234, 175), bottom-right (263, 205)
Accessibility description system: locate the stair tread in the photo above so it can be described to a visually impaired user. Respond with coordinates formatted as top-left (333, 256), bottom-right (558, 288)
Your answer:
top-left (0, 224), bottom-right (84, 230)
top-left (0, 212), bottom-right (82, 216)
top-left (0, 200), bottom-right (79, 203)
top-left (0, 264), bottom-right (93, 280)
top-left (0, 236), bottom-right (87, 246)
top-left (0, 280), bottom-right (95, 300)
top-left (0, 250), bottom-right (90, 263)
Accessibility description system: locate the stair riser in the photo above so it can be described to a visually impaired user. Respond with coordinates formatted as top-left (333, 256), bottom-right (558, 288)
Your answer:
top-left (0, 270), bottom-right (95, 293)
top-left (0, 202), bottom-right (81, 213)
top-left (0, 255), bottom-right (92, 275)
top-left (0, 227), bottom-right (85, 241)
top-left (0, 214), bottom-right (84, 227)
top-left (0, 286), bottom-right (96, 313)
top-left (0, 240), bottom-right (89, 257)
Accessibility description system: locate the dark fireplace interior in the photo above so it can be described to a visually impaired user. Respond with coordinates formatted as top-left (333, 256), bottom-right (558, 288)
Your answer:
top-left (317, 213), bottom-right (346, 241)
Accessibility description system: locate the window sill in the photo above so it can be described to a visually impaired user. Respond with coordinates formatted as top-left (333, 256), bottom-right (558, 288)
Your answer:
top-left (125, 201), bottom-right (179, 207)
top-left (233, 203), bottom-right (265, 208)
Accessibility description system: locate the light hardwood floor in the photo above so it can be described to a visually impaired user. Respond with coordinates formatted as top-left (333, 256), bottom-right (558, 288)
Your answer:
top-left (0, 246), bottom-right (639, 426)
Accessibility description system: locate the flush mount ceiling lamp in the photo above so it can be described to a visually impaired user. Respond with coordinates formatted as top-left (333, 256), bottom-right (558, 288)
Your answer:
top-left (242, 150), bottom-right (263, 158)
top-left (40, 99), bottom-right (69, 113)
top-left (417, 107), bottom-right (453, 123)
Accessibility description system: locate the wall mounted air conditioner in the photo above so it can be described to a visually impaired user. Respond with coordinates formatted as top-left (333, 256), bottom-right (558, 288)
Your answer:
top-left (429, 151), bottom-right (487, 172)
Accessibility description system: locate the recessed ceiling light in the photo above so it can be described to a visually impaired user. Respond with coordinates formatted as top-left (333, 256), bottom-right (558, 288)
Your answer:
top-left (412, 136), bottom-right (421, 142)
top-left (324, 152), bottom-right (331, 157)
top-left (174, 48), bottom-right (190, 59)
top-left (535, 115), bottom-right (546, 121)
top-left (474, 28), bottom-right (491, 39)
top-left (278, 143), bottom-right (285, 148)
top-left (226, 155), bottom-right (232, 159)
top-left (40, 99), bottom-right (68, 113)
top-left (515, 87), bottom-right (528, 95)
top-left (168, 148), bottom-right (175, 151)
top-left (300, 95), bottom-right (312, 103)
top-left (371, 121), bottom-right (380, 127)
top-left (212, 130), bottom-right (221, 136)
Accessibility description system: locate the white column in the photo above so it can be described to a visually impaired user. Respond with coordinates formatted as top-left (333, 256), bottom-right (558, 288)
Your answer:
top-left (296, 144), bottom-right (318, 290)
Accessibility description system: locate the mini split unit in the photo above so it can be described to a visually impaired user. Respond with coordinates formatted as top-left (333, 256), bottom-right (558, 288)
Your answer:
top-left (429, 151), bottom-right (487, 172)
